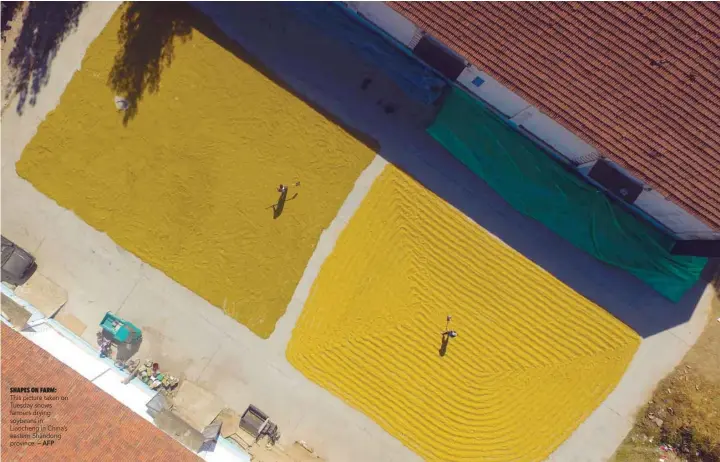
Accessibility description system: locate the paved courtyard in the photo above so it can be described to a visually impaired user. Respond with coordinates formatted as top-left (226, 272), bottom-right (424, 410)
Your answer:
top-left (1, 3), bottom-right (713, 462)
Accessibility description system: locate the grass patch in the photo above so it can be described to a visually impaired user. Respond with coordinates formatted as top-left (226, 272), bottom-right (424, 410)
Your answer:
top-left (636, 369), bottom-right (719, 460)
top-left (613, 285), bottom-right (720, 462)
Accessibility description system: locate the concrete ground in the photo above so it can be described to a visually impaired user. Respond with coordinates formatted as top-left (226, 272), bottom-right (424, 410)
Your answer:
top-left (1, 1), bottom-right (27, 114)
top-left (548, 285), bottom-right (713, 461)
top-left (1, 4), bottom-right (413, 461)
top-left (0, 3), bottom-right (713, 461)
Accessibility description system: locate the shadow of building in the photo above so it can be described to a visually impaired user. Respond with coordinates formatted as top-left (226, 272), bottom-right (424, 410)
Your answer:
top-left (88, 2), bottom-right (710, 338)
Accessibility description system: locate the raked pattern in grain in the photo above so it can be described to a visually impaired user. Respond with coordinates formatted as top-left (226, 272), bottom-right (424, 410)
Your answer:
top-left (287, 166), bottom-right (640, 461)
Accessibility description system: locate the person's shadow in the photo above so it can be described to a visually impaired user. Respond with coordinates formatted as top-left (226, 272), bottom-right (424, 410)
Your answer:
top-left (438, 333), bottom-right (450, 357)
top-left (272, 190), bottom-right (298, 219)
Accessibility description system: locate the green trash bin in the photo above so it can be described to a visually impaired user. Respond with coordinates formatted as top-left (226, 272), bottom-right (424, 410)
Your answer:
top-left (100, 312), bottom-right (142, 343)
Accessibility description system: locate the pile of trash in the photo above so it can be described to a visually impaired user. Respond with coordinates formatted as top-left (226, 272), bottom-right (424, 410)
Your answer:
top-left (658, 444), bottom-right (676, 462)
top-left (121, 359), bottom-right (180, 396)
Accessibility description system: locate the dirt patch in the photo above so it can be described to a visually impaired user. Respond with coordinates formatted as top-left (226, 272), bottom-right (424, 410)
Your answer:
top-left (612, 286), bottom-right (720, 462)
top-left (683, 292), bottom-right (720, 383)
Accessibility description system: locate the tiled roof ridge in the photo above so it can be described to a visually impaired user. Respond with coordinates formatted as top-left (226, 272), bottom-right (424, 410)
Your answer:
top-left (0, 325), bottom-right (201, 461)
top-left (390, 1), bottom-right (720, 230)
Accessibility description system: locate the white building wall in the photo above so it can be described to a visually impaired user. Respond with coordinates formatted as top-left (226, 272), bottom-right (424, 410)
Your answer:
top-left (345, 2), bottom-right (419, 47)
top-left (574, 161), bottom-right (720, 239)
top-left (508, 106), bottom-right (537, 125)
top-left (457, 65), bottom-right (531, 118)
top-left (514, 109), bottom-right (600, 164)
top-left (575, 162), bottom-right (719, 239)
top-left (634, 190), bottom-right (720, 240)
top-left (341, 3), bottom-right (719, 241)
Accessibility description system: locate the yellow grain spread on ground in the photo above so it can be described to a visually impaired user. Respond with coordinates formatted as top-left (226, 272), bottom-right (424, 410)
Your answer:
top-left (16, 10), bottom-right (375, 338)
top-left (288, 166), bottom-right (641, 461)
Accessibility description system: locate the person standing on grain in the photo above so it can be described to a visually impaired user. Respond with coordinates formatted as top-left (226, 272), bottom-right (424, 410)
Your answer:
top-left (439, 315), bottom-right (457, 357)
top-left (277, 181), bottom-right (300, 193)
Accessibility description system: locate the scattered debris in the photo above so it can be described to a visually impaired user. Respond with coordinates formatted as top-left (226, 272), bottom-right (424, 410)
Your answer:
top-left (296, 440), bottom-right (314, 453)
top-left (649, 414), bottom-right (664, 428)
top-left (99, 336), bottom-right (112, 358)
top-left (126, 358), bottom-right (181, 395)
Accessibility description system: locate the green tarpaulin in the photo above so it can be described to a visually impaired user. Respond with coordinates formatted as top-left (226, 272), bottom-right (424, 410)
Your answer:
top-left (428, 87), bottom-right (706, 301)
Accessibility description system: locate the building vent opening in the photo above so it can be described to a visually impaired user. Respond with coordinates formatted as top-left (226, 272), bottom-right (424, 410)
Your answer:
top-left (413, 36), bottom-right (466, 81)
top-left (588, 159), bottom-right (643, 204)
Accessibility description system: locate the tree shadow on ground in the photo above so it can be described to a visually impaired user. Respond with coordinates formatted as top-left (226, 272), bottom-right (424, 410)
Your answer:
top-left (1, 1), bottom-right (23, 42)
top-left (5, 1), bottom-right (86, 114)
top-left (107, 2), bottom-right (380, 151)
top-left (107, 2), bottom-right (193, 125)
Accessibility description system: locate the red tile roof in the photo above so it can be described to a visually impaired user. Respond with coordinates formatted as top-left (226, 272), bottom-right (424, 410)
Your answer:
top-left (0, 325), bottom-right (200, 462)
top-left (390, 2), bottom-right (720, 230)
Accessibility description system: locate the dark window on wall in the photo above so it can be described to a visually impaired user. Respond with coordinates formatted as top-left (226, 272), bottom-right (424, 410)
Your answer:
top-left (413, 36), bottom-right (466, 81)
top-left (588, 159), bottom-right (643, 204)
